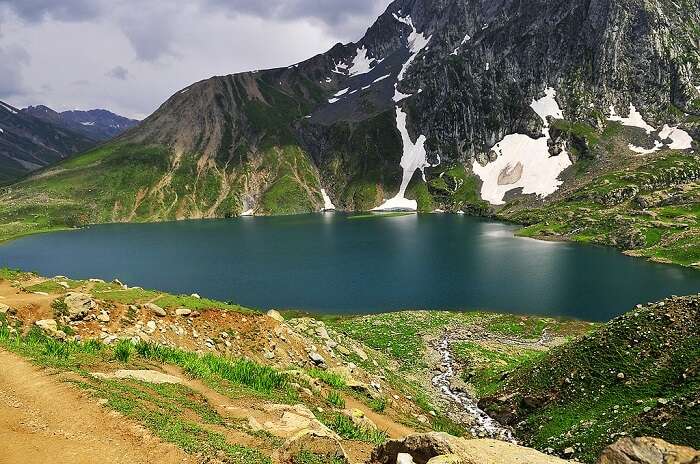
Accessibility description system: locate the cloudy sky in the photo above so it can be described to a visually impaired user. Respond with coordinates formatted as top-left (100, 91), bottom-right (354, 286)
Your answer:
top-left (0, 0), bottom-right (390, 119)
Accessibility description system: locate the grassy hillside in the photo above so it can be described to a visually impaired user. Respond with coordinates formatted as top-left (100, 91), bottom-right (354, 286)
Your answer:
top-left (500, 150), bottom-right (700, 267)
top-left (480, 295), bottom-right (700, 462)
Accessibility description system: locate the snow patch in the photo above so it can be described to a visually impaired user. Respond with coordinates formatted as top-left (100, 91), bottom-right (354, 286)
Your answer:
top-left (608, 104), bottom-right (655, 134)
top-left (393, 14), bottom-right (431, 82)
top-left (393, 83), bottom-right (412, 102)
top-left (180, 88), bottom-right (190, 94)
top-left (0, 102), bottom-right (17, 114)
top-left (658, 124), bottom-right (693, 150)
top-left (240, 209), bottom-right (254, 217)
top-left (0, 128), bottom-right (3, 134)
top-left (373, 74), bottom-right (391, 83)
top-left (373, 107), bottom-right (429, 211)
top-left (320, 189), bottom-right (336, 211)
top-left (332, 61), bottom-right (349, 75)
top-left (348, 46), bottom-right (375, 76)
top-left (80, 121), bottom-right (96, 126)
top-left (628, 141), bottom-right (662, 155)
top-left (473, 87), bottom-right (572, 205)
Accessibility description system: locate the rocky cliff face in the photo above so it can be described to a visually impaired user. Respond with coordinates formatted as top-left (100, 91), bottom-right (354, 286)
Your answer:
top-left (3, 0), bottom-right (699, 224)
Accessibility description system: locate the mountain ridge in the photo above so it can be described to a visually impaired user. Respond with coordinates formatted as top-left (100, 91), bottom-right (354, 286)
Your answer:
top-left (0, 0), bottom-right (698, 258)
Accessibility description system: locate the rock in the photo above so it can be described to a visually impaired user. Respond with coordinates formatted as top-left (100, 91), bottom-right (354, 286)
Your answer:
top-left (275, 429), bottom-right (349, 464)
top-left (255, 404), bottom-right (337, 439)
top-left (370, 434), bottom-right (570, 464)
top-left (563, 447), bottom-right (575, 457)
top-left (597, 437), bottom-right (699, 464)
top-left (315, 326), bottom-right (331, 340)
top-left (0, 303), bottom-right (11, 314)
top-left (267, 309), bottom-right (285, 322)
top-left (337, 345), bottom-right (351, 356)
top-left (34, 319), bottom-right (66, 339)
top-left (175, 308), bottom-right (192, 317)
top-left (397, 453), bottom-right (416, 464)
top-left (190, 293), bottom-right (201, 299)
top-left (145, 303), bottom-right (167, 317)
top-left (63, 292), bottom-right (96, 320)
top-left (354, 347), bottom-right (369, 361)
top-left (309, 352), bottom-right (326, 366)
top-left (343, 408), bottom-right (377, 429)
top-left (92, 370), bottom-right (182, 384)
top-left (97, 311), bottom-right (110, 323)
top-left (144, 320), bottom-right (157, 334)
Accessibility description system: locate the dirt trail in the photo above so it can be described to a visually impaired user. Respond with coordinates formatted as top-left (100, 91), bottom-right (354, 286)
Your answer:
top-left (0, 349), bottom-right (193, 464)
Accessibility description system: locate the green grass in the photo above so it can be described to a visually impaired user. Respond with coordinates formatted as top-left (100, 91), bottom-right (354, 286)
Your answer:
top-left (452, 341), bottom-right (546, 397)
top-left (481, 299), bottom-right (700, 462)
top-left (368, 397), bottom-right (387, 413)
top-left (317, 412), bottom-right (387, 445)
top-left (292, 450), bottom-right (346, 464)
top-left (326, 390), bottom-right (346, 408)
top-left (308, 368), bottom-right (347, 388)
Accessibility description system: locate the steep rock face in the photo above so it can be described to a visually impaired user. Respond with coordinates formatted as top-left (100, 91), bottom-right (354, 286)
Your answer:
top-left (2, 0), bottom-right (698, 225)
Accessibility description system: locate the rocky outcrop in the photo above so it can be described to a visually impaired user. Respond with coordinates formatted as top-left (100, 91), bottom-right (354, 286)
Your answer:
top-left (597, 437), bottom-right (700, 464)
top-left (370, 433), bottom-right (571, 464)
top-left (63, 292), bottom-right (97, 321)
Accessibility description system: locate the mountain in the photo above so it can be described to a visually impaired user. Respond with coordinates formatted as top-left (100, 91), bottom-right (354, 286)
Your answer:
top-left (1, 0), bottom-right (698, 242)
top-left (22, 105), bottom-right (139, 142)
top-left (0, 101), bottom-right (96, 184)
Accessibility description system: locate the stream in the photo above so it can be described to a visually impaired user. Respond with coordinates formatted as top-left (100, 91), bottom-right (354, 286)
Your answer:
top-left (431, 334), bottom-right (516, 442)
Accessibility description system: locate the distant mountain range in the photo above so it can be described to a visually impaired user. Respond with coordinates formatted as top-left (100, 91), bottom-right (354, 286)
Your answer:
top-left (22, 106), bottom-right (139, 142)
top-left (0, 102), bottom-right (138, 183)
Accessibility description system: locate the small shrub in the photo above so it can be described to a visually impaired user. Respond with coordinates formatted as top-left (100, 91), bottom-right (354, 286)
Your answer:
top-left (113, 339), bottom-right (134, 362)
top-left (308, 368), bottom-right (346, 389)
top-left (369, 397), bottom-right (387, 413)
top-left (326, 390), bottom-right (345, 408)
top-left (51, 298), bottom-right (68, 318)
top-left (319, 412), bottom-right (387, 445)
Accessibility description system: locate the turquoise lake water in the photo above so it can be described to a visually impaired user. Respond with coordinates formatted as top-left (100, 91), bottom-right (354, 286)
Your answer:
top-left (1, 214), bottom-right (698, 320)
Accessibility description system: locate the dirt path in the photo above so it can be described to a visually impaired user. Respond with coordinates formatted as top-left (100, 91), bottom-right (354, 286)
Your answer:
top-left (0, 349), bottom-right (193, 464)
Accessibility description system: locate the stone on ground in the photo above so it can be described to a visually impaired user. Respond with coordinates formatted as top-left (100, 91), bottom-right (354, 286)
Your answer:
top-left (370, 433), bottom-right (571, 464)
top-left (275, 429), bottom-right (349, 464)
top-left (92, 370), bottom-right (182, 384)
top-left (64, 292), bottom-right (97, 320)
top-left (597, 437), bottom-right (699, 464)
top-left (144, 303), bottom-right (167, 317)
top-left (267, 309), bottom-right (285, 322)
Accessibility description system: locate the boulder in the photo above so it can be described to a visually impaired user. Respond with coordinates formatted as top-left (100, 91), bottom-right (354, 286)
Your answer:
top-left (63, 292), bottom-right (97, 320)
top-left (97, 311), bottom-right (110, 323)
top-left (398, 454), bottom-right (417, 464)
top-left (252, 404), bottom-right (337, 439)
top-left (370, 434), bottom-right (571, 464)
top-left (144, 303), bottom-right (167, 317)
top-left (35, 319), bottom-right (66, 340)
top-left (0, 303), bottom-right (12, 314)
top-left (275, 429), bottom-right (349, 464)
top-left (309, 351), bottom-right (326, 366)
top-left (267, 309), bottom-right (285, 322)
top-left (343, 408), bottom-right (377, 430)
top-left (175, 308), bottom-right (192, 317)
top-left (597, 437), bottom-right (699, 464)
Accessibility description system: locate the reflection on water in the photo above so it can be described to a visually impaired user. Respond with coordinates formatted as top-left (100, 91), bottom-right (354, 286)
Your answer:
top-left (0, 213), bottom-right (698, 321)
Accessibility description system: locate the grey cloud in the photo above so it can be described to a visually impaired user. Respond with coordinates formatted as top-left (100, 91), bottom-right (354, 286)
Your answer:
top-left (204, 0), bottom-right (386, 26)
top-left (0, 0), bottom-right (102, 22)
top-left (0, 44), bottom-right (30, 98)
top-left (107, 65), bottom-right (129, 80)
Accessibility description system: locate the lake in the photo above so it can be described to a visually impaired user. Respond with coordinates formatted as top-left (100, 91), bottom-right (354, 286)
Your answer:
top-left (1, 214), bottom-right (698, 320)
